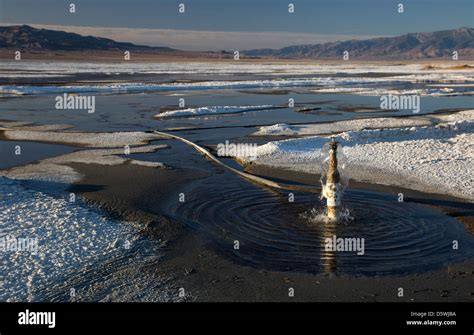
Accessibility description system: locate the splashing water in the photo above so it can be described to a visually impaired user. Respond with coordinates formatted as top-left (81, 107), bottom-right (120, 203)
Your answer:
top-left (300, 206), bottom-right (355, 224)
top-left (319, 138), bottom-right (350, 221)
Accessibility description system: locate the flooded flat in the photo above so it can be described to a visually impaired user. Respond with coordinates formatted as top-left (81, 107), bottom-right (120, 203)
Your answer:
top-left (1, 61), bottom-right (473, 301)
top-left (0, 140), bottom-right (76, 169)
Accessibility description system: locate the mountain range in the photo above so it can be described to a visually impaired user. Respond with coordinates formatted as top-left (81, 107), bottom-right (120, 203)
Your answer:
top-left (1, 25), bottom-right (473, 60)
top-left (243, 27), bottom-right (474, 59)
top-left (0, 25), bottom-right (174, 52)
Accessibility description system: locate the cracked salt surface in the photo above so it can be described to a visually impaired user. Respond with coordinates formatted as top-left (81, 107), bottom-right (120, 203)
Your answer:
top-left (0, 177), bottom-right (167, 302)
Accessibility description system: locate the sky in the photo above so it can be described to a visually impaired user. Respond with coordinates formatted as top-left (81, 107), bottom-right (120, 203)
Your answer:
top-left (0, 0), bottom-right (472, 50)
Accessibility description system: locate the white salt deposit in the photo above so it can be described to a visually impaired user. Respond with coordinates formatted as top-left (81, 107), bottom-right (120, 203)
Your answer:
top-left (254, 117), bottom-right (432, 136)
top-left (0, 145), bottom-right (168, 184)
top-left (2, 61), bottom-right (472, 97)
top-left (155, 105), bottom-right (273, 118)
top-left (243, 111), bottom-right (474, 200)
top-left (1, 61), bottom-right (473, 76)
top-left (3, 130), bottom-right (163, 148)
top-left (0, 177), bottom-right (165, 302)
top-left (129, 160), bottom-right (166, 168)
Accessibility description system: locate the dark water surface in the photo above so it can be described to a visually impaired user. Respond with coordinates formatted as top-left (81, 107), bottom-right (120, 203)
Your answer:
top-left (0, 140), bottom-right (76, 169)
top-left (160, 169), bottom-right (474, 276)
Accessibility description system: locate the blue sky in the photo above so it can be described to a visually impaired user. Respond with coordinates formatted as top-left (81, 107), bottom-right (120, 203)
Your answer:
top-left (1, 0), bottom-right (472, 50)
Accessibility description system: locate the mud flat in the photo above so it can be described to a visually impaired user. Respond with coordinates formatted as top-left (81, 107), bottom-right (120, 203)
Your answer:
top-left (68, 162), bottom-right (209, 242)
top-left (61, 157), bottom-right (474, 302)
top-left (153, 237), bottom-right (474, 302)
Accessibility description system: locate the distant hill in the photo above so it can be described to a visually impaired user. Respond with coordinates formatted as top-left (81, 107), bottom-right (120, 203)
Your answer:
top-left (2, 25), bottom-right (474, 60)
top-left (0, 25), bottom-right (175, 52)
top-left (243, 27), bottom-right (474, 59)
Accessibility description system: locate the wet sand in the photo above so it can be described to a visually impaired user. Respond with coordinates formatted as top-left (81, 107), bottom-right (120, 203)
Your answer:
top-left (68, 162), bottom-right (209, 242)
top-left (68, 160), bottom-right (474, 302)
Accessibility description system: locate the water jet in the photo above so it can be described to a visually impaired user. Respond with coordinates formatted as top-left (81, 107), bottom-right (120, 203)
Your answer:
top-left (321, 137), bottom-right (345, 221)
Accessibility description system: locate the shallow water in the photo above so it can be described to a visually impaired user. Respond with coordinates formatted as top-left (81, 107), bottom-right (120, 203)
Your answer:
top-left (1, 92), bottom-right (474, 136)
top-left (163, 175), bottom-right (474, 276)
top-left (0, 140), bottom-right (76, 170)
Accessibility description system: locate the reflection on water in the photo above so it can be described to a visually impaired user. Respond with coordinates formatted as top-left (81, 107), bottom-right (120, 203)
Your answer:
top-left (0, 141), bottom-right (76, 170)
top-left (164, 176), bottom-right (474, 276)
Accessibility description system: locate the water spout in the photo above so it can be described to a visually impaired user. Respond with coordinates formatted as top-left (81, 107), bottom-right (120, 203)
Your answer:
top-left (321, 137), bottom-right (344, 221)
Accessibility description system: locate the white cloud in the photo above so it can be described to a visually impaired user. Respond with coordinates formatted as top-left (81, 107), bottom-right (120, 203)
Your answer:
top-left (0, 22), bottom-right (384, 51)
